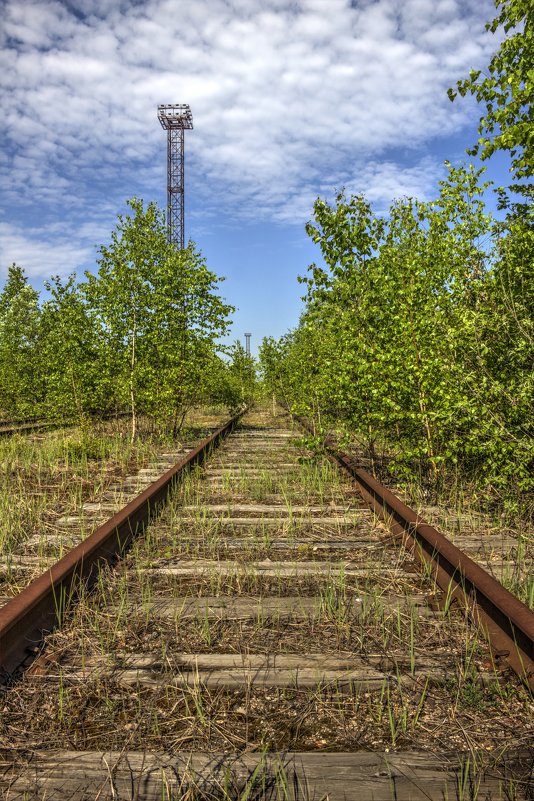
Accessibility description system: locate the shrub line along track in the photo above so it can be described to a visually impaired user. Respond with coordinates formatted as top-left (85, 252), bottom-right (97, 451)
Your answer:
top-left (292, 414), bottom-right (534, 692)
top-left (0, 406), bottom-right (533, 799)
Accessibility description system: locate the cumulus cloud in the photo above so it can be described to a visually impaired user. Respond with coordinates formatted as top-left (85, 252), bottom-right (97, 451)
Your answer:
top-left (0, 0), bottom-right (499, 276)
top-left (0, 221), bottom-right (104, 279)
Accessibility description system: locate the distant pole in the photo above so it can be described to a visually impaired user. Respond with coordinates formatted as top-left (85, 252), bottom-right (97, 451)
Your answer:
top-left (244, 333), bottom-right (251, 357)
top-left (157, 104), bottom-right (193, 249)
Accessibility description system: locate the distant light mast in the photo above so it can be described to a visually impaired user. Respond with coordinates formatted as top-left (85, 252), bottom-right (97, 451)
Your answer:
top-left (244, 333), bottom-right (252, 357)
top-left (157, 104), bottom-right (193, 249)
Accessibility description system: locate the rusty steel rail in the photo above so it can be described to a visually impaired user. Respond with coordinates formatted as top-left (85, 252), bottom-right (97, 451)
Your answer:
top-left (0, 411), bottom-right (244, 680)
top-left (293, 413), bottom-right (534, 691)
top-left (0, 420), bottom-right (59, 437)
top-left (0, 411), bottom-right (133, 438)
top-left (0, 415), bottom-right (41, 427)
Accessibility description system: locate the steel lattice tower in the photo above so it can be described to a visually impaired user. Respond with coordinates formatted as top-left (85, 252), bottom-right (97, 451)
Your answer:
top-left (157, 104), bottom-right (193, 249)
top-left (244, 333), bottom-right (251, 357)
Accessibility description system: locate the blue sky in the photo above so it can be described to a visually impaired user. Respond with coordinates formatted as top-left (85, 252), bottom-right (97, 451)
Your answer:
top-left (0, 0), bottom-right (510, 355)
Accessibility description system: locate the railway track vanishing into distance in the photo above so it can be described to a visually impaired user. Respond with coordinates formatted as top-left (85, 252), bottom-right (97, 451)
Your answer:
top-left (0, 406), bottom-right (533, 799)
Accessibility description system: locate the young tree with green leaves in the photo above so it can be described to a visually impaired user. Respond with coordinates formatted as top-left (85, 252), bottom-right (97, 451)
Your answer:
top-left (459, 215), bottom-right (534, 492)
top-left (141, 243), bottom-right (234, 432)
top-left (0, 264), bottom-right (42, 419)
top-left (446, 0), bottom-right (533, 495)
top-left (259, 335), bottom-right (295, 415)
top-left (40, 275), bottom-right (111, 424)
top-left (223, 341), bottom-right (257, 411)
top-left (264, 163), bottom-right (534, 497)
top-left (448, 0), bottom-right (533, 187)
top-left (84, 198), bottom-right (170, 441)
top-left (85, 198), bottom-right (234, 439)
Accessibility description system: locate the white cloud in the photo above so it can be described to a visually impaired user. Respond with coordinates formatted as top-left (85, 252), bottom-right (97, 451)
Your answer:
top-left (0, 221), bottom-right (102, 279)
top-left (349, 158), bottom-right (446, 210)
top-left (257, 156), bottom-right (446, 224)
top-left (0, 0), bottom-right (500, 276)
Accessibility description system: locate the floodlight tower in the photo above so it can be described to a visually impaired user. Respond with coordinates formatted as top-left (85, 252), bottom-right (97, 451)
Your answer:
top-left (157, 104), bottom-right (193, 249)
top-left (244, 333), bottom-right (251, 357)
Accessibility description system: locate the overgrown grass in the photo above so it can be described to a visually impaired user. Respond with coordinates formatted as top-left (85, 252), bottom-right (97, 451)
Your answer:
top-left (0, 407), bottom-right (228, 577)
top-left (1, 407), bottom-right (532, 800)
top-left (300, 422), bottom-right (534, 610)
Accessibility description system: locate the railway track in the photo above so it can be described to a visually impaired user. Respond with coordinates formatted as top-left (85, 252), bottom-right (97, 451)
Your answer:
top-left (0, 412), bottom-right (132, 438)
top-left (0, 419), bottom-right (62, 438)
top-left (0, 406), bottom-right (533, 800)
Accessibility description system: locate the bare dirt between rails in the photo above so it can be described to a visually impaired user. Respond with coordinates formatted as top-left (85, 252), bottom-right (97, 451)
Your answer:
top-left (0, 406), bottom-right (533, 800)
